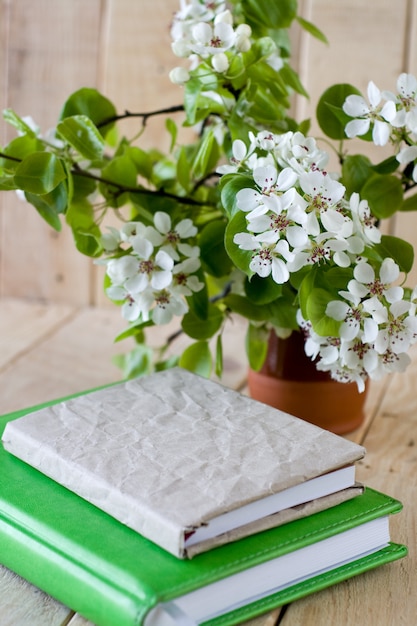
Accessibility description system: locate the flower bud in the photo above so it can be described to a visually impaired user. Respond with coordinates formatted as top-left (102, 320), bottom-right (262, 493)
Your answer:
top-left (211, 52), bottom-right (229, 73)
top-left (169, 66), bottom-right (190, 85)
top-left (236, 23), bottom-right (252, 38)
top-left (171, 40), bottom-right (190, 58)
top-left (235, 34), bottom-right (251, 53)
top-left (215, 10), bottom-right (233, 25)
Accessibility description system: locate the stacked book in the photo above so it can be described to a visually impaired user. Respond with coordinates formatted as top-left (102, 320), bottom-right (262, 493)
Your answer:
top-left (0, 367), bottom-right (407, 626)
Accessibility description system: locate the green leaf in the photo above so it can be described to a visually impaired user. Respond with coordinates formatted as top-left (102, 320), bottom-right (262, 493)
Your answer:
top-left (125, 146), bottom-right (153, 180)
top-left (99, 154), bottom-right (139, 208)
top-left (246, 323), bottom-right (268, 371)
top-left (176, 147), bottom-right (192, 193)
top-left (241, 0), bottom-right (297, 29)
top-left (114, 323), bottom-right (148, 344)
top-left (361, 174), bottom-right (403, 219)
top-left (373, 235), bottom-right (414, 274)
top-left (0, 135), bottom-right (43, 171)
top-left (401, 192), bottom-right (417, 212)
top-left (56, 115), bottom-right (105, 161)
top-left (181, 303), bottom-right (223, 339)
top-left (298, 266), bottom-right (353, 327)
top-left (65, 200), bottom-right (102, 257)
top-left (71, 173), bottom-right (97, 202)
top-left (267, 290), bottom-right (299, 330)
top-left (278, 64), bottom-right (308, 98)
top-left (224, 210), bottom-right (254, 275)
top-left (185, 272), bottom-right (209, 320)
top-left (372, 156), bottom-right (400, 175)
top-left (324, 266), bottom-right (355, 289)
top-left (306, 288), bottom-right (341, 337)
top-left (165, 118), bottom-right (178, 152)
top-left (298, 268), bottom-right (316, 321)
top-left (296, 16), bottom-right (328, 44)
top-left (316, 84), bottom-right (362, 139)
top-left (59, 88), bottom-right (116, 138)
top-left (113, 344), bottom-right (153, 379)
top-left (24, 191), bottom-right (62, 231)
top-left (14, 152), bottom-right (66, 195)
top-left (0, 175), bottom-right (18, 191)
top-left (179, 341), bottom-right (212, 377)
top-left (215, 334), bottom-right (223, 378)
top-left (242, 66), bottom-right (290, 123)
top-left (342, 154), bottom-right (373, 195)
top-left (199, 220), bottom-right (233, 277)
top-left (223, 293), bottom-right (269, 321)
top-left (191, 130), bottom-right (220, 180)
top-left (2, 109), bottom-right (38, 136)
top-left (228, 54), bottom-right (246, 89)
top-left (183, 76), bottom-right (232, 126)
top-left (245, 274), bottom-right (283, 305)
top-left (220, 173), bottom-right (253, 217)
top-left (101, 154), bottom-right (138, 187)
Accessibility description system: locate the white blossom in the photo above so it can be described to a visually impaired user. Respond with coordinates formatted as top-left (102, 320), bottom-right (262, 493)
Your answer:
top-left (349, 193), bottom-right (381, 244)
top-left (384, 73), bottom-right (417, 133)
top-left (343, 81), bottom-right (396, 145)
top-left (349, 258), bottom-right (403, 304)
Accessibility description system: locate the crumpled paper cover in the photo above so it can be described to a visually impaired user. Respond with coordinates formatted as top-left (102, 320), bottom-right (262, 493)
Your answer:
top-left (2, 367), bottom-right (365, 558)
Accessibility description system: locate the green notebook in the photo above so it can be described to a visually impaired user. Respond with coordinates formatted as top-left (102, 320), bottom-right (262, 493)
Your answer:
top-left (0, 405), bottom-right (407, 626)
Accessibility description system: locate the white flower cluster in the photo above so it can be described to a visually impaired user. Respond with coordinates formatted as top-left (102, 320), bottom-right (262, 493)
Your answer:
top-left (169, 0), bottom-right (252, 83)
top-left (231, 130), bottom-right (380, 283)
top-left (102, 212), bottom-right (204, 325)
top-left (298, 261), bottom-right (417, 392)
top-left (228, 129), bottom-right (417, 388)
top-left (344, 73), bottom-right (417, 180)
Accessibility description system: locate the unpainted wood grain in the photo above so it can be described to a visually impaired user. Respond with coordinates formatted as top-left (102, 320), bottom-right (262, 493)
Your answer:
top-left (0, 305), bottom-right (130, 414)
top-left (389, 0), bottom-right (417, 287)
top-left (0, 297), bottom-right (75, 370)
top-left (0, 564), bottom-right (71, 626)
top-left (0, 0), bottom-right (103, 304)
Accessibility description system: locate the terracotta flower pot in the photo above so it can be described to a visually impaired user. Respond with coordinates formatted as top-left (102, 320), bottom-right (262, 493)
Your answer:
top-left (248, 330), bottom-right (367, 435)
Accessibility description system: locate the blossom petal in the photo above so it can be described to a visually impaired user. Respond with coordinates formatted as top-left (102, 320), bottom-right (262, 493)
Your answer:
top-left (250, 255), bottom-right (271, 278)
top-left (236, 188), bottom-right (263, 212)
top-left (155, 249), bottom-right (175, 270)
top-left (354, 262), bottom-right (374, 283)
top-left (121, 300), bottom-right (140, 322)
top-left (271, 258), bottom-right (289, 284)
top-left (372, 120), bottom-right (390, 146)
top-left (232, 139), bottom-right (247, 161)
top-left (151, 270), bottom-right (173, 290)
top-left (345, 118), bottom-right (371, 138)
top-left (397, 73), bottom-right (417, 97)
top-left (367, 81), bottom-right (381, 107)
top-left (154, 212), bottom-right (171, 234)
top-left (253, 165), bottom-right (277, 191)
top-left (380, 257), bottom-right (399, 283)
top-left (343, 95), bottom-right (369, 117)
top-left (326, 300), bottom-right (349, 321)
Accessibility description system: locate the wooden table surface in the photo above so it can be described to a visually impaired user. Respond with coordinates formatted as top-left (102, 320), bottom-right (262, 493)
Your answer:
top-left (0, 297), bottom-right (414, 626)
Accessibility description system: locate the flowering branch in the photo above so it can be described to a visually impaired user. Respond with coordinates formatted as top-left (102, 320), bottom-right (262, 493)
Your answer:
top-left (1, 0), bottom-right (417, 387)
top-left (96, 104), bottom-right (185, 129)
top-left (71, 165), bottom-right (214, 207)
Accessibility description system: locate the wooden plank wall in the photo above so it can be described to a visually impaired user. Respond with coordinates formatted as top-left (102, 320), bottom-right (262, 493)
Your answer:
top-left (1, 0), bottom-right (416, 306)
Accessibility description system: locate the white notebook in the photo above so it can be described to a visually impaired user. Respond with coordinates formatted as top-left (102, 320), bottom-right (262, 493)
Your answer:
top-left (1, 367), bottom-right (365, 558)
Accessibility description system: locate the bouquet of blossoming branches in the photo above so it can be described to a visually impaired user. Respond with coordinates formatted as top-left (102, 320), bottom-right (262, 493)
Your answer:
top-left (1, 0), bottom-right (417, 391)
